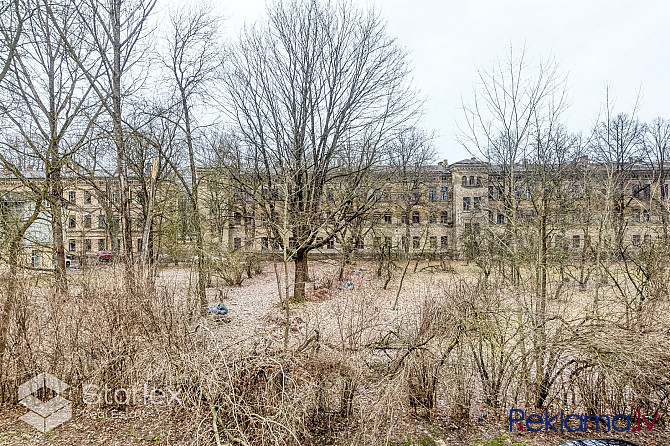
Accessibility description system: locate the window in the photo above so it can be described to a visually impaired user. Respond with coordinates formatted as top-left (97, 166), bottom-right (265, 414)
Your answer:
top-left (84, 215), bottom-right (92, 229)
top-left (525, 209), bottom-right (533, 220)
top-left (515, 186), bottom-right (521, 199)
top-left (261, 237), bottom-right (269, 251)
top-left (473, 223), bottom-right (480, 235)
top-left (401, 213), bottom-right (408, 224)
top-left (412, 192), bottom-right (420, 201)
top-left (429, 212), bottom-right (437, 224)
top-left (32, 251), bottom-right (40, 269)
top-left (463, 197), bottom-right (471, 211)
top-left (473, 197), bottom-right (481, 209)
top-left (373, 237), bottom-right (381, 248)
top-left (663, 184), bottom-right (669, 199)
top-left (327, 238), bottom-right (335, 249)
top-left (440, 186), bottom-right (448, 200)
top-left (98, 215), bottom-right (106, 228)
top-left (440, 211), bottom-right (449, 224)
top-left (98, 239), bottom-right (105, 251)
top-left (572, 235), bottom-right (581, 249)
top-left (476, 176), bottom-right (482, 186)
top-left (469, 176), bottom-right (475, 186)
top-left (234, 212), bottom-right (242, 226)
top-left (440, 236), bottom-right (448, 250)
top-left (461, 176), bottom-right (467, 186)
top-left (68, 191), bottom-right (76, 203)
top-left (289, 237), bottom-right (296, 249)
top-left (137, 238), bottom-right (142, 252)
top-left (355, 238), bottom-right (364, 250)
top-left (525, 187), bottom-right (532, 199)
top-left (234, 237), bottom-right (242, 249)
top-left (428, 188), bottom-right (437, 201)
top-left (412, 236), bottom-right (420, 249)
top-left (69, 215), bottom-right (76, 229)
top-left (497, 213), bottom-right (505, 225)
top-left (643, 209), bottom-right (650, 222)
top-left (84, 190), bottom-right (92, 204)
top-left (632, 209), bottom-right (640, 222)
top-left (85, 239), bottom-right (92, 252)
top-left (384, 213), bottom-right (392, 224)
top-left (632, 235), bottom-right (641, 246)
top-left (643, 234), bottom-right (652, 245)
top-left (488, 186), bottom-right (494, 200)
top-left (326, 190), bottom-right (334, 202)
top-left (429, 236), bottom-right (437, 249)
top-left (412, 211), bottom-right (420, 224)
top-left (441, 175), bottom-right (448, 181)
top-left (244, 216), bottom-right (254, 226)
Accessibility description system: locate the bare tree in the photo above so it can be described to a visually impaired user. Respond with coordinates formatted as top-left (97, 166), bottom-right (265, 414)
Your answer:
top-left (646, 117), bottom-right (670, 230)
top-left (46, 0), bottom-right (156, 282)
top-left (0, 0), bottom-right (26, 87)
top-left (0, 0), bottom-right (98, 292)
top-left (458, 47), bottom-right (574, 408)
top-left (158, 3), bottom-right (220, 313)
top-left (588, 89), bottom-right (646, 251)
top-left (221, 0), bottom-right (420, 301)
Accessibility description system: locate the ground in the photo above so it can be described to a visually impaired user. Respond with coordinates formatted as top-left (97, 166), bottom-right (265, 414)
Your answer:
top-left (1, 259), bottom-right (669, 445)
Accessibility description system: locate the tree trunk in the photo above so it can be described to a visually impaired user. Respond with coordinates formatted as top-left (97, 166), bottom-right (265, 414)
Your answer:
top-left (111, 0), bottom-right (134, 279)
top-left (293, 251), bottom-right (309, 302)
top-left (48, 164), bottom-right (67, 293)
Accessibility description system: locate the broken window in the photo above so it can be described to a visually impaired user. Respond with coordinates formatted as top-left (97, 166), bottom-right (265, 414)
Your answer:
top-left (440, 236), bottom-right (448, 250)
top-left (632, 235), bottom-right (641, 246)
top-left (440, 211), bottom-right (449, 224)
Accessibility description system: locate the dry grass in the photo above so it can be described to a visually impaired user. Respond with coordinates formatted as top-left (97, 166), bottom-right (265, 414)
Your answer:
top-left (0, 260), bottom-right (669, 445)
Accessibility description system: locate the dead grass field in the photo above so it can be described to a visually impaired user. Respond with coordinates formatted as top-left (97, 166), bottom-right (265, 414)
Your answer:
top-left (1, 260), bottom-right (669, 445)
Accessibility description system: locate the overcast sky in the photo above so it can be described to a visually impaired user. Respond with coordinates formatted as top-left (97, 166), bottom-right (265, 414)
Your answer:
top-left (196, 0), bottom-right (670, 162)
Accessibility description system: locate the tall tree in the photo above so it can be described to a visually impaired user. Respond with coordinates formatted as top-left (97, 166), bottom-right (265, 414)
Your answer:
top-left (47, 0), bottom-right (157, 279)
top-left (0, 0), bottom-right (98, 291)
top-left (221, 0), bottom-right (420, 301)
top-left (458, 47), bottom-right (573, 408)
top-left (159, 3), bottom-right (220, 313)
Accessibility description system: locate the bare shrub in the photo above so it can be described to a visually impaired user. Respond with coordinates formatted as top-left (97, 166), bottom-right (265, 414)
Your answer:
top-left (211, 252), bottom-right (247, 286)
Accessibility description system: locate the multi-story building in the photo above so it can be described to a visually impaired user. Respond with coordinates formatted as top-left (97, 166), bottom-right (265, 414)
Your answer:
top-left (2, 156), bottom-right (669, 267)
